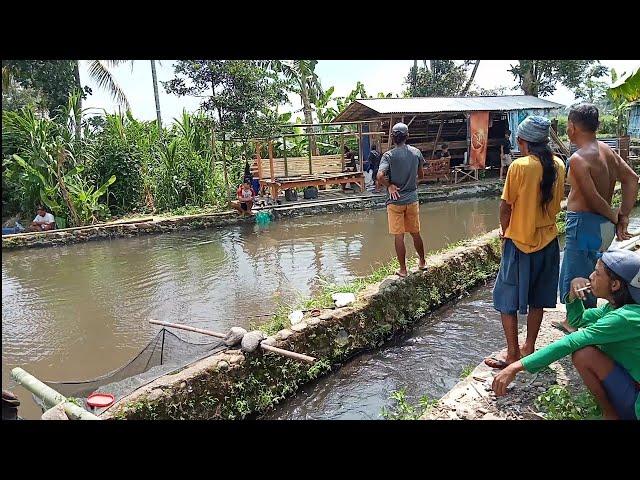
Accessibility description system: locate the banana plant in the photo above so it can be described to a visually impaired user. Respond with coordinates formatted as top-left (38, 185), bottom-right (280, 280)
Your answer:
top-left (65, 171), bottom-right (116, 224)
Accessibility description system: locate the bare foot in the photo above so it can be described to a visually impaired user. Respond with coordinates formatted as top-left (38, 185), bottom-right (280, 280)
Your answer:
top-left (519, 343), bottom-right (535, 357)
top-left (484, 354), bottom-right (520, 369)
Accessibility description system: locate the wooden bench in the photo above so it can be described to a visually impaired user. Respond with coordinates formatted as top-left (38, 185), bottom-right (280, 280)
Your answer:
top-left (252, 154), bottom-right (364, 200)
top-left (419, 158), bottom-right (450, 183)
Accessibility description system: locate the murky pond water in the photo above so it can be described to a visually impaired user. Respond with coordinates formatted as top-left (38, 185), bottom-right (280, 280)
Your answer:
top-left (2, 198), bottom-right (499, 419)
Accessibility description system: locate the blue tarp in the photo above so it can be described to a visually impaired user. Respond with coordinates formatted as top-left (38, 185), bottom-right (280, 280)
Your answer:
top-left (508, 108), bottom-right (555, 152)
top-left (629, 104), bottom-right (640, 138)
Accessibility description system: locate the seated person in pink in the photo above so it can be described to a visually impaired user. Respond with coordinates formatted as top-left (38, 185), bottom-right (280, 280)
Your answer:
top-left (231, 180), bottom-right (256, 215)
top-left (28, 206), bottom-right (55, 232)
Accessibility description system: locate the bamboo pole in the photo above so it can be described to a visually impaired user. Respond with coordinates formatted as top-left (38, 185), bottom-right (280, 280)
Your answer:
top-left (149, 320), bottom-right (316, 364)
top-left (280, 120), bottom-right (381, 128)
top-left (387, 115), bottom-right (394, 150)
top-left (3, 217), bottom-right (156, 238)
top-left (11, 367), bottom-right (100, 420)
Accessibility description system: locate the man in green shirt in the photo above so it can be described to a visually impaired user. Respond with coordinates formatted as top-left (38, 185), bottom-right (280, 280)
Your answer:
top-left (492, 249), bottom-right (640, 420)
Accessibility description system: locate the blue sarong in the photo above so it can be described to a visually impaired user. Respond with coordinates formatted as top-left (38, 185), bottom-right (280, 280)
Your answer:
top-left (493, 238), bottom-right (560, 315)
top-left (559, 211), bottom-right (615, 307)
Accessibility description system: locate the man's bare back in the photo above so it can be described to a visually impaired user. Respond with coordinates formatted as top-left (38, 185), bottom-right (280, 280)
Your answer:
top-left (567, 140), bottom-right (620, 215)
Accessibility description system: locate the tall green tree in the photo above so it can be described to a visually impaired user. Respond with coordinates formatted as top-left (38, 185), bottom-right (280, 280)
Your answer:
top-left (2, 60), bottom-right (86, 114)
top-left (164, 60), bottom-right (288, 191)
top-left (150, 60), bottom-right (163, 132)
top-left (404, 61), bottom-right (479, 97)
top-left (574, 64), bottom-right (609, 106)
top-left (508, 60), bottom-right (602, 97)
top-left (164, 60), bottom-right (287, 140)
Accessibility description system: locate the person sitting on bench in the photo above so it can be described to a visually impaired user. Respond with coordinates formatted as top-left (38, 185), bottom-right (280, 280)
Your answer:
top-left (28, 205), bottom-right (55, 232)
top-left (438, 143), bottom-right (451, 161)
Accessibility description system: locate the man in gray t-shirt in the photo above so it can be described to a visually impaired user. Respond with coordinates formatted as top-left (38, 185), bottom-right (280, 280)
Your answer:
top-left (376, 122), bottom-right (426, 277)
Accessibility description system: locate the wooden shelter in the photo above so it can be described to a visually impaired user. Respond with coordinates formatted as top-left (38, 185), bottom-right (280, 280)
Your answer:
top-left (250, 121), bottom-right (385, 200)
top-left (333, 96), bottom-right (564, 172)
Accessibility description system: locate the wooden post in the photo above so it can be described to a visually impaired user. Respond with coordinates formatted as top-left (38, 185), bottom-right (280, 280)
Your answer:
top-left (255, 142), bottom-right (263, 181)
top-left (387, 115), bottom-right (394, 150)
top-left (268, 140), bottom-right (275, 180)
top-left (308, 134), bottom-right (313, 174)
top-left (11, 367), bottom-right (100, 420)
top-left (283, 136), bottom-right (288, 177)
top-left (268, 140), bottom-right (277, 199)
top-left (340, 132), bottom-right (345, 171)
top-left (358, 122), bottom-right (363, 172)
top-left (431, 120), bottom-right (444, 160)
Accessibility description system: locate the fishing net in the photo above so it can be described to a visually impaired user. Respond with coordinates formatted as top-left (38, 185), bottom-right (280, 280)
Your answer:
top-left (36, 328), bottom-right (226, 415)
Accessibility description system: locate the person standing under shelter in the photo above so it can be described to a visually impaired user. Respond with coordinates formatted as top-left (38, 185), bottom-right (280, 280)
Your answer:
top-left (376, 122), bottom-right (427, 278)
top-left (367, 144), bottom-right (382, 192)
top-left (500, 130), bottom-right (513, 180)
top-left (486, 115), bottom-right (566, 369)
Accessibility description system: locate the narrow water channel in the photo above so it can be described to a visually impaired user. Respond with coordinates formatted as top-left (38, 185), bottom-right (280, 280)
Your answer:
top-left (2, 197), bottom-right (499, 419)
top-left (262, 212), bottom-right (639, 420)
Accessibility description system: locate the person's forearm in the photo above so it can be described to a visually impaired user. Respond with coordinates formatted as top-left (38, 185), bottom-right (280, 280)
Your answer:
top-left (583, 191), bottom-right (616, 221)
top-left (619, 174), bottom-right (640, 217)
top-left (377, 174), bottom-right (391, 187)
top-left (499, 201), bottom-right (511, 233)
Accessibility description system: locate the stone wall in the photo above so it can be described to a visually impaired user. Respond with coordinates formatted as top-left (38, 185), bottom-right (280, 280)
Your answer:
top-left (101, 229), bottom-right (502, 420)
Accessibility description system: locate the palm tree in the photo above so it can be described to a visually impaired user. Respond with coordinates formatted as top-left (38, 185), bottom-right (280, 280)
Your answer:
top-left (460, 60), bottom-right (481, 95)
top-left (262, 60), bottom-right (324, 155)
top-left (73, 60), bottom-right (131, 139)
top-left (150, 60), bottom-right (163, 133)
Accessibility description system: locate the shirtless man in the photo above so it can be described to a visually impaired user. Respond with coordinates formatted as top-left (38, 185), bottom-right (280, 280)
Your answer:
top-left (555, 103), bottom-right (639, 333)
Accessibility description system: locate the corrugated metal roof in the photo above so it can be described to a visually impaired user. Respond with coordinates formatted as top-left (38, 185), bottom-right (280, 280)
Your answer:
top-left (333, 95), bottom-right (563, 122)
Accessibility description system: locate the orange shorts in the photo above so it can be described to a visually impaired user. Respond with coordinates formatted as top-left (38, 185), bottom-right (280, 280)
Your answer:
top-left (387, 202), bottom-right (420, 234)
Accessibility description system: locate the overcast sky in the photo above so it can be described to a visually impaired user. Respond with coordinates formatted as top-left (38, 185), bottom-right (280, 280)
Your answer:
top-left (78, 60), bottom-right (640, 125)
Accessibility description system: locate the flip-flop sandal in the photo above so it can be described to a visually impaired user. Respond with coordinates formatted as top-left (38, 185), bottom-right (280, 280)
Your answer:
top-left (551, 321), bottom-right (574, 336)
top-left (484, 357), bottom-right (510, 369)
top-left (394, 270), bottom-right (408, 278)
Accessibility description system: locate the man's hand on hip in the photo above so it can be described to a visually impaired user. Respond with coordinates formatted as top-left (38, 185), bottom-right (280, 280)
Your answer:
top-left (388, 184), bottom-right (400, 200)
top-left (616, 213), bottom-right (633, 241)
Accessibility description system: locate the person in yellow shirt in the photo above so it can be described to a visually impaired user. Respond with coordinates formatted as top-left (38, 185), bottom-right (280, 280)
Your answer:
top-left (485, 115), bottom-right (566, 369)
